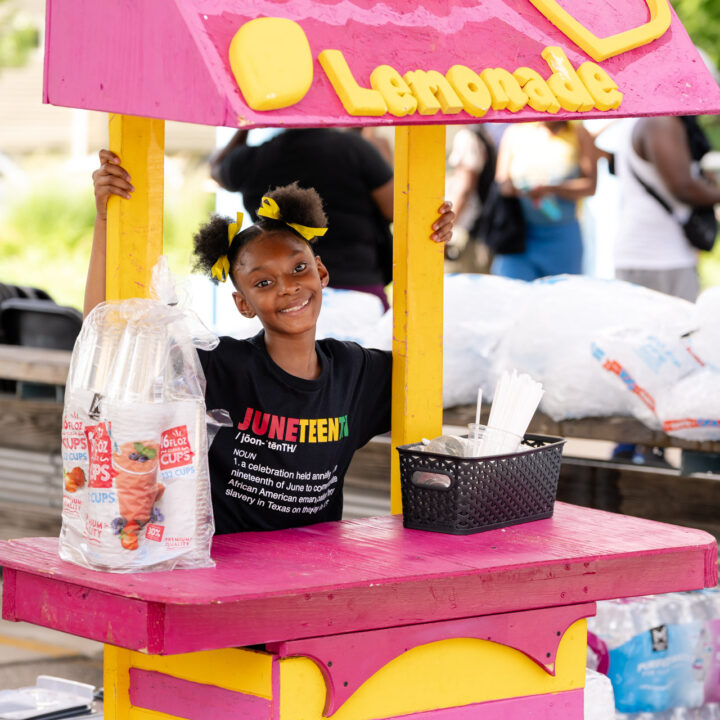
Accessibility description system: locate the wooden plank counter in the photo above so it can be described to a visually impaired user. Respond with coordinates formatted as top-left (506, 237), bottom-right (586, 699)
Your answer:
top-left (2, 344), bottom-right (719, 454)
top-left (445, 405), bottom-right (720, 454)
top-left (0, 344), bottom-right (70, 453)
top-left (0, 344), bottom-right (72, 385)
top-left (1, 504), bottom-right (716, 719)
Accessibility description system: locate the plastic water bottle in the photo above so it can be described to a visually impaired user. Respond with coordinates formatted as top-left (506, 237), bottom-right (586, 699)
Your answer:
top-left (538, 194), bottom-right (562, 221)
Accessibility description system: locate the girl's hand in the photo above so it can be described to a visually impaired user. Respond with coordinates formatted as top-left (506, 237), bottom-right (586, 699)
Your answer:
top-left (92, 149), bottom-right (134, 219)
top-left (431, 201), bottom-right (456, 244)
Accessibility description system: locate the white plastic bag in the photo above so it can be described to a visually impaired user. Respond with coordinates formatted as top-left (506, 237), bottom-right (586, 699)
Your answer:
top-left (591, 327), bottom-right (702, 428)
top-left (442, 274), bottom-right (529, 408)
top-left (657, 368), bottom-right (720, 441)
top-left (688, 287), bottom-right (720, 371)
top-left (59, 258), bottom-right (226, 572)
top-left (494, 275), bottom-right (695, 421)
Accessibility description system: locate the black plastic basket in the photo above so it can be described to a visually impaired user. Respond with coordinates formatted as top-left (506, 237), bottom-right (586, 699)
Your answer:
top-left (398, 433), bottom-right (566, 535)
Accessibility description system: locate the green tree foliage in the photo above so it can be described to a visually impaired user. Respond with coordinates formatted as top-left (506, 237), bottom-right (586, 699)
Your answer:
top-left (0, 0), bottom-right (39, 70)
top-left (0, 160), bottom-right (214, 309)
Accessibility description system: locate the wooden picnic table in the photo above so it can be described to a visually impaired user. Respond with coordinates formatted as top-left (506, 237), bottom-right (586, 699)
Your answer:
top-left (0, 503), bottom-right (715, 718)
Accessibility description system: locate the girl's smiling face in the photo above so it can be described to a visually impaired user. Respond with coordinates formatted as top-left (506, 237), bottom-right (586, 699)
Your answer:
top-left (231, 231), bottom-right (328, 337)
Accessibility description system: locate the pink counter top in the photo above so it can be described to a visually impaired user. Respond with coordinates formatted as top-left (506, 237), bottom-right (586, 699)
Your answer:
top-left (1, 503), bottom-right (716, 654)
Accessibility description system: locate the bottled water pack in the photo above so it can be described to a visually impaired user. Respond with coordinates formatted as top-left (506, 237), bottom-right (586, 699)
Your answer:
top-left (588, 589), bottom-right (720, 718)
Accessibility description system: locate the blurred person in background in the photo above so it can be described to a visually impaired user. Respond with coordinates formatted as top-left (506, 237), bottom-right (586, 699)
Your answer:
top-left (444, 125), bottom-right (496, 273)
top-left (492, 121), bottom-right (597, 281)
top-left (211, 128), bottom-right (394, 310)
top-left (611, 114), bottom-right (720, 467)
top-left (356, 127), bottom-right (393, 167)
top-left (614, 115), bottom-right (720, 302)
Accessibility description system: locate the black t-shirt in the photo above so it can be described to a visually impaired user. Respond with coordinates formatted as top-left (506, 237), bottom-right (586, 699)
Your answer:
top-left (198, 332), bottom-right (392, 533)
top-left (216, 129), bottom-right (394, 286)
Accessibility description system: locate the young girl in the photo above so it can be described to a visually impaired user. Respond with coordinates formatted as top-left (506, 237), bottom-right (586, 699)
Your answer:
top-left (89, 149), bottom-right (454, 533)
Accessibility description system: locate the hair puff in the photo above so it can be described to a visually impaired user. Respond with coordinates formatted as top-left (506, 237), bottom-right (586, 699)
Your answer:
top-left (191, 183), bottom-right (328, 285)
top-left (258, 182), bottom-right (327, 241)
top-left (192, 214), bottom-right (234, 277)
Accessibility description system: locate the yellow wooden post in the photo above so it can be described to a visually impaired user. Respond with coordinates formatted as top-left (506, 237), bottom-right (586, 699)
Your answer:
top-left (104, 113), bottom-right (164, 717)
top-left (103, 645), bottom-right (132, 720)
top-left (391, 125), bottom-right (446, 514)
top-left (106, 114), bottom-right (165, 301)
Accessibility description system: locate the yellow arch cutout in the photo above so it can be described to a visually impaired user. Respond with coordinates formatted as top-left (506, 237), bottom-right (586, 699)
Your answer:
top-left (527, 0), bottom-right (672, 62)
top-left (280, 620), bottom-right (587, 720)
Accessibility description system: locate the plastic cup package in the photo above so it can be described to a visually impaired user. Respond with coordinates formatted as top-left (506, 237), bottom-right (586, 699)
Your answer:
top-left (466, 423), bottom-right (523, 457)
top-left (59, 259), bottom-right (229, 572)
top-left (415, 428), bottom-right (529, 459)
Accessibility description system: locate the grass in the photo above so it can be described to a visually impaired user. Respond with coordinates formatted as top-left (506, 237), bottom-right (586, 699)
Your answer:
top-left (0, 154), bottom-right (214, 309)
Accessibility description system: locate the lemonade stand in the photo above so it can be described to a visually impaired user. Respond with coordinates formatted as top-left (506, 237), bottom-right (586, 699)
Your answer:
top-left (2, 1), bottom-right (720, 718)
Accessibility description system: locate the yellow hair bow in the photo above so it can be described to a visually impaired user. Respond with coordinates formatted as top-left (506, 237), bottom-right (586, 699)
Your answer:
top-left (256, 196), bottom-right (328, 241)
top-left (210, 212), bottom-right (244, 283)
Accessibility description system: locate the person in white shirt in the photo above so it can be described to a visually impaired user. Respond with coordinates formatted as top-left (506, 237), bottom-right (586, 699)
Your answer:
top-left (613, 115), bottom-right (720, 466)
top-left (614, 116), bottom-right (720, 302)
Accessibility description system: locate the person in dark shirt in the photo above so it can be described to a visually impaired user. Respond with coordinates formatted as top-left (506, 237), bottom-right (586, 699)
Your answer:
top-left (87, 150), bottom-right (454, 532)
top-left (210, 128), bottom-right (394, 310)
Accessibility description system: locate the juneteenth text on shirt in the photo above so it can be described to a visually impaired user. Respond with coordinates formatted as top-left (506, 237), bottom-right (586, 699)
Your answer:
top-left (235, 407), bottom-right (350, 444)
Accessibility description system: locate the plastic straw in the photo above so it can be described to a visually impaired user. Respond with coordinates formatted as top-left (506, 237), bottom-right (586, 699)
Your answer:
top-left (482, 370), bottom-right (544, 456)
top-left (475, 387), bottom-right (482, 426)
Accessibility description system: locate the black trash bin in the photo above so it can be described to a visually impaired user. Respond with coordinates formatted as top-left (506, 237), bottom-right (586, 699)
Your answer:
top-left (0, 298), bottom-right (82, 399)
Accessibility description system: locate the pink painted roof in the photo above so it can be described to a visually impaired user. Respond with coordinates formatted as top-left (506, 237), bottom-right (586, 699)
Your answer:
top-left (45, 0), bottom-right (720, 128)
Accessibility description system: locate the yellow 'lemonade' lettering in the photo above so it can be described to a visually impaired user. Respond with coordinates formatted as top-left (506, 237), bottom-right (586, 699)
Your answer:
top-left (542, 46), bottom-right (595, 112)
top-left (317, 46), bottom-right (622, 118)
top-left (403, 70), bottom-right (440, 115)
top-left (228, 6), bottom-right (659, 118)
top-left (576, 62), bottom-right (623, 111)
top-left (445, 65), bottom-right (492, 117)
top-left (318, 49), bottom-right (387, 116)
top-left (513, 67), bottom-right (561, 113)
top-left (403, 70), bottom-right (464, 115)
top-left (370, 65), bottom-right (418, 117)
top-left (479, 68), bottom-right (529, 112)
top-left (232, 0), bottom-right (665, 113)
